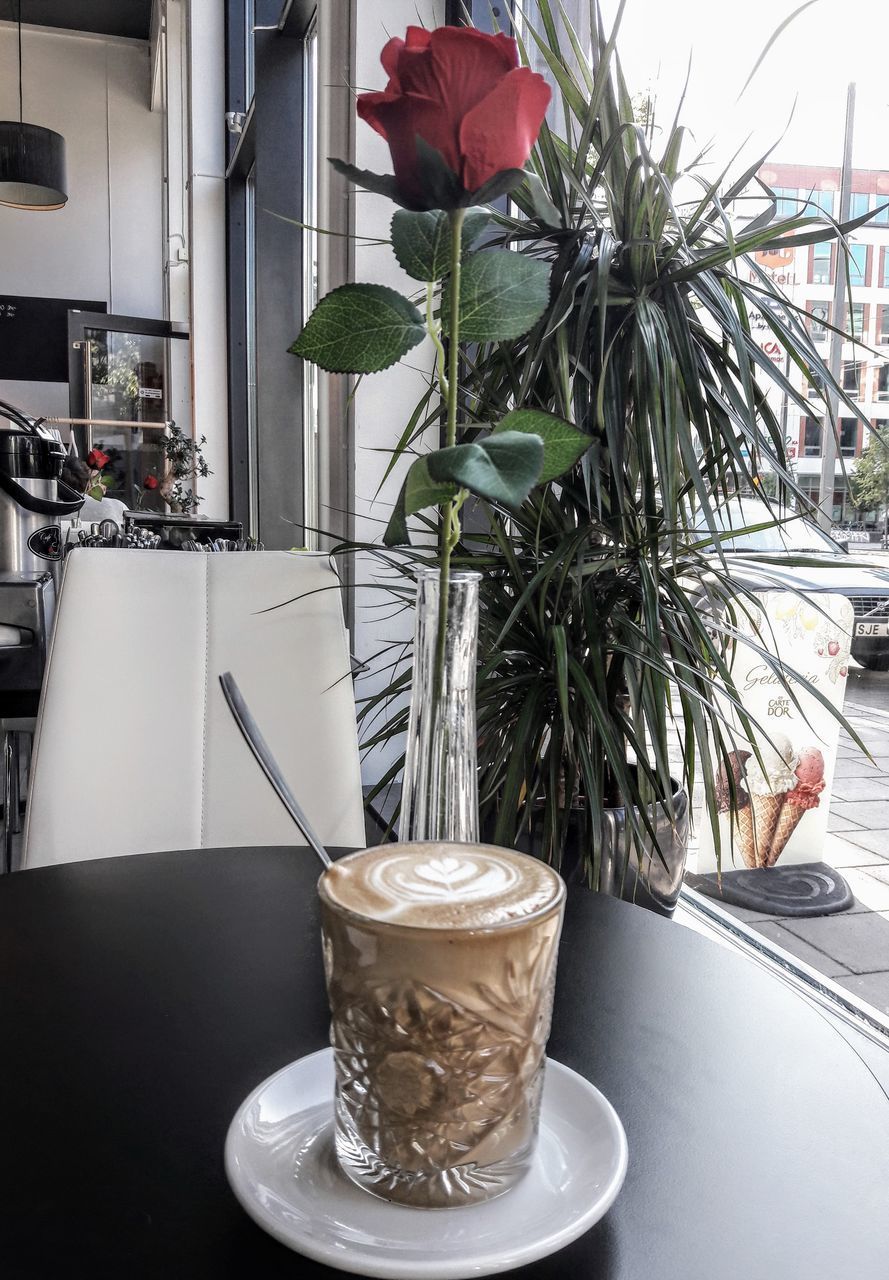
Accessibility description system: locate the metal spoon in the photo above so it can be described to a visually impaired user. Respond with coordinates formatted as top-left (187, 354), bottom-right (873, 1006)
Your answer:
top-left (218, 671), bottom-right (332, 870)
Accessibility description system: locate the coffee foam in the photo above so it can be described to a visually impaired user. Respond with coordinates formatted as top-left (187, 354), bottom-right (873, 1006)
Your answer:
top-left (320, 843), bottom-right (564, 929)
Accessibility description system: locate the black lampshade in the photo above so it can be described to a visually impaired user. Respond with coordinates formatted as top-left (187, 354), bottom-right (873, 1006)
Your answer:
top-left (0, 121), bottom-right (67, 210)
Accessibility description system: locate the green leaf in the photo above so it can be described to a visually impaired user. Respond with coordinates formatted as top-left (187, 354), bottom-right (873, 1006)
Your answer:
top-left (383, 457), bottom-right (458, 548)
top-left (469, 168), bottom-right (528, 205)
top-left (426, 432), bottom-right (544, 507)
top-left (494, 409), bottom-right (590, 483)
top-left (446, 251), bottom-right (551, 342)
top-left (328, 158), bottom-right (402, 204)
top-left (391, 208), bottom-right (491, 282)
top-left (289, 284), bottom-right (425, 374)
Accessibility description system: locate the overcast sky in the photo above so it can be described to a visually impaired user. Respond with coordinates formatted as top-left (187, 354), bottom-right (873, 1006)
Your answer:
top-left (599, 0), bottom-right (889, 176)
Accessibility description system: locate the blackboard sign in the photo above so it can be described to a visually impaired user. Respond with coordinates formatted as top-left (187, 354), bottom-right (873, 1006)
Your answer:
top-left (0, 295), bottom-right (107, 383)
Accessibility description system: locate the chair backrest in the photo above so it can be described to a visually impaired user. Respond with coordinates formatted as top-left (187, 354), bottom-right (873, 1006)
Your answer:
top-left (22, 549), bottom-right (365, 868)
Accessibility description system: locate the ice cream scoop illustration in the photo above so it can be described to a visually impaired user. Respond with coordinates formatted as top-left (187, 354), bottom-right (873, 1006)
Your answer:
top-left (766, 746), bottom-right (826, 866)
top-left (715, 750), bottom-right (757, 868)
top-left (743, 733), bottom-right (799, 868)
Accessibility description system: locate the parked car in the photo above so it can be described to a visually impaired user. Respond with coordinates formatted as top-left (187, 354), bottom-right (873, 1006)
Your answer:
top-left (694, 500), bottom-right (889, 671)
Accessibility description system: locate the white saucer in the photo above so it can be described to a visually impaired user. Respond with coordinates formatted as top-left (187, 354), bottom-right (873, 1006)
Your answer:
top-left (225, 1048), bottom-right (628, 1279)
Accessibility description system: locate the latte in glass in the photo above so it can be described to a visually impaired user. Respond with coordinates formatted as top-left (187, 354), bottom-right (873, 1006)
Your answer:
top-left (318, 843), bottom-right (565, 1208)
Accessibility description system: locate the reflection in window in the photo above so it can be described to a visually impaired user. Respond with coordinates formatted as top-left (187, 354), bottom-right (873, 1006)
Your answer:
top-left (809, 300), bottom-right (830, 341)
top-left (839, 417), bottom-right (857, 456)
top-left (878, 366), bottom-right (889, 401)
top-left (804, 416), bottom-right (822, 456)
top-left (851, 192), bottom-right (889, 226)
top-left (811, 242), bottom-right (832, 284)
top-left (882, 249), bottom-right (889, 289)
top-left (879, 307), bottom-right (889, 345)
top-left (847, 302), bottom-right (864, 339)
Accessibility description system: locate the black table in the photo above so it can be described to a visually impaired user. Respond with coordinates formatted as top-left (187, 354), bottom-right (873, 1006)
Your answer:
top-left (3, 847), bottom-right (889, 1279)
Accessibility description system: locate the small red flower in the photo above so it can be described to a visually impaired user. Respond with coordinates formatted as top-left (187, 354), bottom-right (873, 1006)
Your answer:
top-left (357, 26), bottom-right (551, 208)
top-left (87, 448), bottom-right (110, 469)
top-left (828, 641), bottom-right (840, 656)
top-left (143, 474), bottom-right (159, 490)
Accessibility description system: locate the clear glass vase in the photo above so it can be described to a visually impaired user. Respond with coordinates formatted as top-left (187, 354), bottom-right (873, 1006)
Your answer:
top-left (399, 566), bottom-right (481, 842)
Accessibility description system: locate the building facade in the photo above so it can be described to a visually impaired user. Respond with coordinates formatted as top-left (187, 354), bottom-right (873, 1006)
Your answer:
top-left (748, 162), bottom-right (889, 522)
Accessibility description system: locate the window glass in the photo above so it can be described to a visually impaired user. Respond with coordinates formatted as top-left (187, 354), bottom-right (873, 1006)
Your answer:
top-left (811, 242), bottom-right (832, 284)
top-left (839, 417), bottom-right (857, 456)
top-left (882, 249), bottom-right (889, 288)
top-left (842, 361), bottom-right (861, 393)
top-left (804, 190), bottom-right (834, 218)
top-left (804, 416), bottom-right (822, 456)
top-left (879, 366), bottom-right (889, 400)
top-left (848, 243), bottom-right (868, 286)
top-left (773, 186), bottom-right (799, 217)
top-left (847, 302), bottom-right (864, 338)
top-left (879, 306), bottom-right (889, 344)
top-left (850, 192), bottom-right (870, 220)
top-left (809, 300), bottom-right (830, 340)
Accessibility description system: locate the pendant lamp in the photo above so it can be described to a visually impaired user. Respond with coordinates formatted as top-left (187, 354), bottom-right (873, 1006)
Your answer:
top-left (0, 1), bottom-right (67, 210)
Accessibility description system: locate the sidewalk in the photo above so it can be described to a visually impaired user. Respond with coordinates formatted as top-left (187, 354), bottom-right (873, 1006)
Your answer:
top-left (687, 686), bottom-right (889, 1014)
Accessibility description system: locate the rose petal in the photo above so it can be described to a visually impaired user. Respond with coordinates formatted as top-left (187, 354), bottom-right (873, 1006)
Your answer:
top-left (380, 37), bottom-right (405, 87)
top-left (459, 67), bottom-right (551, 192)
top-left (367, 91), bottom-right (462, 195)
top-left (356, 89), bottom-right (404, 140)
top-left (398, 27), bottom-right (518, 124)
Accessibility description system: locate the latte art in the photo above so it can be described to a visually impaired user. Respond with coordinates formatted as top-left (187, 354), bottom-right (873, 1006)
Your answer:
top-left (372, 851), bottom-right (521, 905)
top-left (322, 843), bottom-right (564, 929)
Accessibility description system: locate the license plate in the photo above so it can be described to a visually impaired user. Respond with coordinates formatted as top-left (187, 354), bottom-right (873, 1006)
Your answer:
top-left (855, 620), bottom-right (889, 637)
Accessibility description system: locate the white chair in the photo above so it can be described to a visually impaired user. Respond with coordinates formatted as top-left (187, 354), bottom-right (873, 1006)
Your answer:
top-left (22, 549), bottom-right (365, 868)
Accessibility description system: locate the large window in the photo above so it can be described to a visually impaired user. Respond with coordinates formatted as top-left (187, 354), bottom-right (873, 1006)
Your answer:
top-left (851, 191), bottom-right (889, 226)
top-left (803, 416), bottom-right (822, 456)
top-left (847, 302), bottom-right (865, 338)
top-left (882, 248), bottom-right (889, 289)
top-left (773, 186), bottom-right (798, 217)
top-left (878, 366), bottom-right (889, 401)
top-left (225, 0), bottom-right (328, 549)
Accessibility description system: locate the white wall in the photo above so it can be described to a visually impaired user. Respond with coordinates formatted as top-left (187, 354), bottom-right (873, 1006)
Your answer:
top-left (0, 23), bottom-right (163, 420)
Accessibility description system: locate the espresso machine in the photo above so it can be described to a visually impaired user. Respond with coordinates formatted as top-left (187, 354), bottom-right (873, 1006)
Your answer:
top-left (0, 400), bottom-right (83, 871)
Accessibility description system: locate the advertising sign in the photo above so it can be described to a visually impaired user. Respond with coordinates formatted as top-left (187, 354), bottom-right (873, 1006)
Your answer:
top-left (697, 592), bottom-right (854, 871)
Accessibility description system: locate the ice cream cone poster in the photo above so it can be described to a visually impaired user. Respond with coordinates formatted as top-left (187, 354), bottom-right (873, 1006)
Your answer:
top-left (697, 592), bottom-right (854, 871)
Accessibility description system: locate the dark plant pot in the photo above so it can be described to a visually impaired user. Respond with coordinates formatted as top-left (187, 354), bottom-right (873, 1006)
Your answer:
top-left (487, 782), bottom-right (690, 919)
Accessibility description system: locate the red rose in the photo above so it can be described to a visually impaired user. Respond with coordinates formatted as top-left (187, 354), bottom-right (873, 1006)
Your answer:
top-left (357, 26), bottom-right (550, 208)
top-left (87, 448), bottom-right (110, 469)
top-left (143, 474), bottom-right (159, 490)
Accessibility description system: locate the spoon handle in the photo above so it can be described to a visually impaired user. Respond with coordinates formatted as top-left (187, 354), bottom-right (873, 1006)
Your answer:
top-left (219, 671), bottom-right (333, 870)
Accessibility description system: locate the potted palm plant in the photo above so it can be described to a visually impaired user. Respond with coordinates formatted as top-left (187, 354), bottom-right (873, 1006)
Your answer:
top-left (360, 2), bottom-right (868, 913)
top-left (467, 2), bottom-right (874, 910)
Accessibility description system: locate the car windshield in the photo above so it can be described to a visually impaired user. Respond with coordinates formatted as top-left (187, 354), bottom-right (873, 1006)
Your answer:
top-left (694, 506), bottom-right (842, 555)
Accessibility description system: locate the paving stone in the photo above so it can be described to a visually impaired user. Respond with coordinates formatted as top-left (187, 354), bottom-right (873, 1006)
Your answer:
top-left (827, 810), bottom-right (865, 833)
top-left (842, 828), bottom-right (889, 856)
top-left (831, 777), bottom-right (889, 803)
top-left (831, 971), bottom-right (889, 1016)
top-left (832, 758), bottom-right (889, 780)
top-left (751, 920), bottom-right (853, 977)
top-left (823, 833), bottom-right (889, 868)
top-left (831, 799), bottom-right (889, 827)
top-left (837, 869), bottom-right (889, 913)
top-left (779, 911), bottom-right (889, 975)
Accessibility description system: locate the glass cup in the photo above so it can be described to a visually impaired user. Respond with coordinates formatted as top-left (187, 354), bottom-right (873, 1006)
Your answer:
top-left (318, 842), bottom-right (566, 1209)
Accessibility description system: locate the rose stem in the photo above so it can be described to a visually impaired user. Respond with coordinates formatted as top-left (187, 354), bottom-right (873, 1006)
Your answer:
top-left (432, 207), bottom-right (466, 731)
